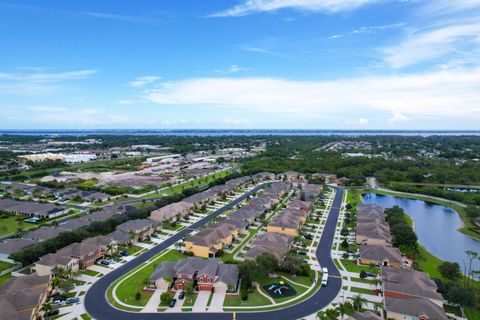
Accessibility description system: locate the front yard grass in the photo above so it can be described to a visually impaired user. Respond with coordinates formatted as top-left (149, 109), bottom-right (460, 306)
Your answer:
top-left (350, 286), bottom-right (375, 295)
top-left (82, 269), bottom-right (101, 277)
top-left (223, 290), bottom-right (272, 307)
top-left (340, 259), bottom-right (378, 274)
top-left (113, 250), bottom-right (188, 307)
top-left (0, 273), bottom-right (13, 285)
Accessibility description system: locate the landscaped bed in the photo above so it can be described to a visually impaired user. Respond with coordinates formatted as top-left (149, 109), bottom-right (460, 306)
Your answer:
top-left (263, 281), bottom-right (297, 299)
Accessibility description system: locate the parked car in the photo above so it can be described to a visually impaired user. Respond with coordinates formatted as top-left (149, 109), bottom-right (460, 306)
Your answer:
top-left (66, 297), bottom-right (80, 304)
top-left (53, 300), bottom-right (65, 307)
top-left (100, 260), bottom-right (110, 266)
top-left (304, 234), bottom-right (313, 240)
top-left (297, 251), bottom-right (307, 256)
top-left (365, 272), bottom-right (376, 277)
top-left (169, 299), bottom-right (177, 307)
top-left (46, 310), bottom-right (60, 317)
top-left (178, 291), bottom-right (185, 300)
top-left (52, 296), bottom-right (67, 303)
top-left (299, 258), bottom-right (309, 263)
top-left (346, 250), bottom-right (355, 254)
top-left (151, 233), bottom-right (159, 238)
top-left (120, 250), bottom-right (129, 256)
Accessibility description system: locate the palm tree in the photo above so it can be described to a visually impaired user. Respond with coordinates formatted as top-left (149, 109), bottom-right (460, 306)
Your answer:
top-left (41, 301), bottom-right (54, 318)
top-left (325, 308), bottom-right (339, 320)
top-left (316, 311), bottom-right (327, 320)
top-left (352, 294), bottom-right (368, 310)
top-left (337, 302), bottom-right (348, 319)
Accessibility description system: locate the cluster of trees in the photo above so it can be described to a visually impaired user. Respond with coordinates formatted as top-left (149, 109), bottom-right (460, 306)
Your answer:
top-left (317, 294), bottom-right (377, 319)
top-left (384, 206), bottom-right (418, 256)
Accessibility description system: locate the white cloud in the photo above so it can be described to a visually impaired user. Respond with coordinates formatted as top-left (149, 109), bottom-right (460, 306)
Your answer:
top-left (223, 118), bottom-right (251, 125)
top-left (0, 69), bottom-right (97, 95)
top-left (143, 67), bottom-right (480, 122)
top-left (128, 76), bottom-right (161, 88)
top-left (214, 64), bottom-right (247, 74)
top-left (346, 118), bottom-right (369, 125)
top-left (210, 0), bottom-right (380, 17)
top-left (421, 0), bottom-right (480, 15)
top-left (387, 111), bottom-right (408, 124)
top-left (329, 23), bottom-right (404, 39)
top-left (382, 22), bottom-right (480, 68)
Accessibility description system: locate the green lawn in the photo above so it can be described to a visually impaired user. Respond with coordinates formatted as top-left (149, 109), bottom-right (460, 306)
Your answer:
top-left (0, 273), bottom-right (12, 285)
top-left (0, 215), bottom-right (36, 236)
top-left (82, 269), bottom-right (101, 277)
top-left (161, 169), bottom-right (232, 196)
top-left (114, 250), bottom-right (188, 307)
top-left (340, 259), bottom-right (378, 274)
top-left (0, 260), bottom-right (15, 273)
top-left (80, 313), bottom-right (92, 320)
top-left (223, 290), bottom-right (272, 307)
top-left (125, 245), bottom-right (144, 256)
top-left (350, 286), bottom-right (375, 295)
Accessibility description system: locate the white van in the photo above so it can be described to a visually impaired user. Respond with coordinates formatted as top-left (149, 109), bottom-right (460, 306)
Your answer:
top-left (321, 273), bottom-right (328, 286)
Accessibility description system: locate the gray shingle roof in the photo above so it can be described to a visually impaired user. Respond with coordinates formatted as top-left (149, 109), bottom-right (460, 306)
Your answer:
top-left (0, 239), bottom-right (37, 255)
top-left (359, 245), bottom-right (402, 264)
top-left (384, 296), bottom-right (447, 320)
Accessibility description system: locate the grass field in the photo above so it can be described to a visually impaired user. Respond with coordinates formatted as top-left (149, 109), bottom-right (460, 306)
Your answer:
top-left (223, 290), bottom-right (272, 307)
top-left (161, 169), bottom-right (232, 196)
top-left (0, 215), bottom-right (36, 236)
top-left (340, 259), bottom-right (378, 274)
top-left (0, 273), bottom-right (12, 285)
top-left (114, 250), bottom-right (187, 307)
top-left (0, 261), bottom-right (15, 273)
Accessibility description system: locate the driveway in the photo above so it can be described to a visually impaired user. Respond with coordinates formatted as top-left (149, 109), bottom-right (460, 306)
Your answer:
top-left (207, 291), bottom-right (226, 312)
top-left (141, 289), bottom-right (166, 313)
top-left (192, 291), bottom-right (210, 312)
top-left (169, 290), bottom-right (186, 313)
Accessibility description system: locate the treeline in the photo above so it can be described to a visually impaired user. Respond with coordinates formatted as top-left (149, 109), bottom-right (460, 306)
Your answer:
top-left (388, 183), bottom-right (480, 205)
top-left (384, 206), bottom-right (418, 256)
top-left (11, 171), bottom-right (243, 266)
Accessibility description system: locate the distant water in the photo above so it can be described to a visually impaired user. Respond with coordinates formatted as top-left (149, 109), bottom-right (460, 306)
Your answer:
top-left (362, 193), bottom-right (480, 272)
top-left (1, 129), bottom-right (480, 137)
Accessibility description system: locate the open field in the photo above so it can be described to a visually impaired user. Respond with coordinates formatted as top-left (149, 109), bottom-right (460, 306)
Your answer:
top-left (0, 215), bottom-right (36, 237)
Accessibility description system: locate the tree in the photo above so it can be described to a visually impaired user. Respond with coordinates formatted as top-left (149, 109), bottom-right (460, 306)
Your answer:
top-left (58, 279), bottom-right (75, 294)
top-left (325, 308), bottom-right (339, 320)
top-left (135, 291), bottom-right (142, 301)
top-left (438, 261), bottom-right (461, 281)
top-left (316, 311), bottom-right (327, 320)
top-left (447, 286), bottom-right (476, 307)
top-left (352, 294), bottom-right (368, 310)
top-left (340, 239), bottom-right (349, 249)
top-left (359, 270), bottom-right (367, 279)
top-left (256, 253), bottom-right (278, 276)
top-left (184, 283), bottom-right (194, 299)
top-left (340, 227), bottom-right (349, 236)
top-left (160, 291), bottom-right (173, 305)
top-left (41, 301), bottom-right (54, 318)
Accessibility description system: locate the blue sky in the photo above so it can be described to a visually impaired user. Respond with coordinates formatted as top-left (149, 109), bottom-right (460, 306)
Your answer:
top-left (1, 0), bottom-right (480, 130)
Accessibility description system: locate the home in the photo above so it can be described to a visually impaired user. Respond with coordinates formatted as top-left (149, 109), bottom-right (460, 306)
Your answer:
top-left (301, 184), bottom-right (323, 200)
top-left (183, 189), bottom-right (218, 209)
top-left (82, 235), bottom-right (117, 256)
top-left (228, 206), bottom-right (264, 225)
top-left (23, 226), bottom-right (70, 241)
top-left (267, 208), bottom-right (306, 237)
top-left (358, 245), bottom-right (403, 268)
top-left (59, 217), bottom-right (91, 231)
top-left (150, 201), bottom-right (195, 223)
top-left (245, 232), bottom-right (293, 261)
top-left (247, 196), bottom-right (273, 210)
top-left (287, 199), bottom-right (312, 214)
top-left (185, 223), bottom-right (238, 258)
top-left (0, 238), bottom-right (37, 259)
top-left (278, 172), bottom-right (305, 182)
top-left (0, 273), bottom-right (52, 320)
top-left (225, 176), bottom-right (252, 191)
top-left (356, 222), bottom-right (392, 246)
top-left (0, 199), bottom-right (66, 219)
top-left (87, 205), bottom-right (128, 222)
top-left (150, 257), bottom-right (239, 293)
top-left (312, 172), bottom-right (337, 184)
top-left (33, 253), bottom-right (79, 276)
top-left (115, 219), bottom-right (157, 243)
top-left (56, 241), bottom-right (103, 270)
top-left (382, 267), bottom-right (448, 320)
top-left (252, 172), bottom-right (276, 183)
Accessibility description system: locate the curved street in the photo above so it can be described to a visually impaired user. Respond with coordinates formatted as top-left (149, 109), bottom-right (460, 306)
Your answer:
top-left (84, 186), bottom-right (344, 320)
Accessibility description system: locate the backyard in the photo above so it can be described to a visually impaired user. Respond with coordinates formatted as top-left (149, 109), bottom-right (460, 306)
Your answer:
top-left (0, 215), bottom-right (35, 236)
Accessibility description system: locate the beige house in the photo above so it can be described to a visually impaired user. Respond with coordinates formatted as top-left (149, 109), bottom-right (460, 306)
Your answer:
top-left (34, 253), bottom-right (79, 276)
top-left (150, 201), bottom-right (195, 223)
top-left (267, 208), bottom-right (306, 237)
top-left (185, 223), bottom-right (238, 258)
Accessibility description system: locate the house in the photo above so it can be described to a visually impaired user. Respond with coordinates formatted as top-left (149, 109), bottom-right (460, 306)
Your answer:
top-left (382, 267), bottom-right (444, 307)
top-left (115, 219), bottom-right (157, 243)
top-left (82, 235), bottom-right (117, 256)
top-left (108, 230), bottom-right (133, 246)
top-left (245, 232), bottom-right (293, 261)
top-left (312, 172), bottom-right (337, 184)
top-left (252, 172), bottom-right (276, 182)
top-left (59, 217), bottom-right (91, 231)
top-left (150, 257), bottom-right (239, 293)
top-left (87, 205), bottom-right (128, 222)
top-left (183, 189), bottom-right (218, 209)
top-left (267, 208), bottom-right (306, 237)
top-left (346, 310), bottom-right (383, 320)
top-left (247, 196), bottom-right (273, 210)
top-left (56, 242), bottom-right (103, 270)
top-left (225, 176), bottom-right (251, 191)
top-left (150, 201), bottom-right (195, 223)
top-left (278, 172), bottom-right (305, 182)
top-left (0, 238), bottom-right (37, 259)
top-left (302, 184), bottom-right (323, 200)
top-left (220, 217), bottom-right (249, 232)
top-left (384, 296), bottom-right (448, 320)
top-left (55, 189), bottom-right (109, 203)
top-left (23, 226), bottom-right (70, 241)
top-left (33, 253), bottom-right (79, 276)
top-left (382, 267), bottom-right (448, 320)
top-left (185, 223), bottom-right (238, 258)
top-left (0, 273), bottom-right (51, 320)
top-left (356, 222), bottom-right (392, 246)
top-left (287, 199), bottom-right (312, 213)
top-left (358, 245), bottom-right (403, 268)
top-left (228, 206), bottom-right (264, 225)
top-left (0, 199), bottom-right (66, 219)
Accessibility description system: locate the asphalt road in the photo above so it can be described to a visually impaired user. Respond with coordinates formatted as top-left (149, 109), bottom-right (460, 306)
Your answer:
top-left (84, 187), bottom-right (344, 320)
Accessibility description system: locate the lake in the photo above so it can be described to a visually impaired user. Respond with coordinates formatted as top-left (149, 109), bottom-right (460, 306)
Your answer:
top-left (362, 193), bottom-right (480, 271)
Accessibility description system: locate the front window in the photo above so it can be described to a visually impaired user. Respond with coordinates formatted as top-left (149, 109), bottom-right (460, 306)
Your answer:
top-left (207, 277), bottom-right (211, 283)
top-left (199, 278), bottom-right (204, 283)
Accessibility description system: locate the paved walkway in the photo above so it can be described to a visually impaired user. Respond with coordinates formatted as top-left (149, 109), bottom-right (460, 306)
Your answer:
top-left (141, 289), bottom-right (166, 313)
top-left (255, 283), bottom-right (276, 305)
top-left (192, 291), bottom-right (210, 312)
top-left (208, 291), bottom-right (226, 312)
